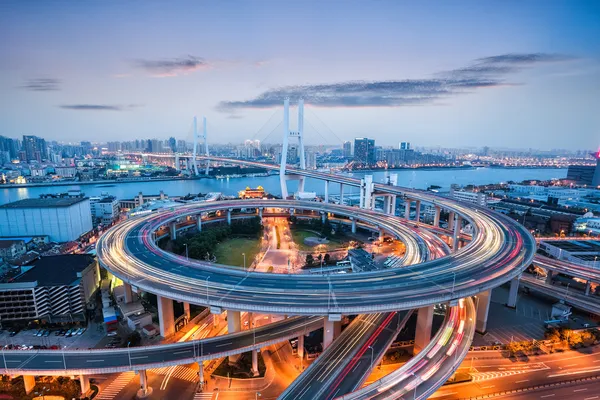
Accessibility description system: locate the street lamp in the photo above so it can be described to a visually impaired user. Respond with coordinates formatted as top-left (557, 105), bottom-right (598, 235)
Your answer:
top-left (183, 243), bottom-right (188, 260)
top-left (242, 253), bottom-right (246, 272)
top-left (205, 276), bottom-right (210, 304)
top-left (368, 345), bottom-right (374, 369)
top-left (127, 341), bottom-right (132, 370)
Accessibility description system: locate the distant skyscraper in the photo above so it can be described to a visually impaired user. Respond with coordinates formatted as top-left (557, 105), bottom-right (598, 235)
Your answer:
top-left (354, 138), bottom-right (375, 165)
top-left (400, 142), bottom-right (411, 150)
top-left (22, 135), bottom-right (47, 162)
top-left (343, 141), bottom-right (352, 159)
top-left (168, 137), bottom-right (176, 153)
top-left (305, 150), bottom-right (317, 169)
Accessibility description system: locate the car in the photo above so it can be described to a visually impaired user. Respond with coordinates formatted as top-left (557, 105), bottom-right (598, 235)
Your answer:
top-left (107, 331), bottom-right (118, 337)
top-left (78, 327), bottom-right (87, 335)
top-left (34, 329), bottom-right (42, 336)
top-left (43, 330), bottom-right (51, 337)
top-left (65, 329), bottom-right (73, 337)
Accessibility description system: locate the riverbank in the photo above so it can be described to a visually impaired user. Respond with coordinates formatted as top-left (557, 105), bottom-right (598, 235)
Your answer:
top-left (0, 175), bottom-right (211, 189)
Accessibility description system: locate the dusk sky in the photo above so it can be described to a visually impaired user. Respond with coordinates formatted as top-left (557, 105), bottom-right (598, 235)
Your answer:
top-left (1, 1), bottom-right (599, 150)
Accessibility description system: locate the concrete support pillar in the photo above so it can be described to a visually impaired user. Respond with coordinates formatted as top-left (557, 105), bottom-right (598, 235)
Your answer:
top-left (196, 216), bottom-right (202, 232)
top-left (585, 280), bottom-right (591, 296)
top-left (298, 334), bottom-right (305, 359)
top-left (476, 290), bottom-right (492, 334)
top-left (389, 195), bottom-right (396, 215)
top-left (433, 206), bottom-right (441, 228)
top-left (79, 375), bottom-right (90, 395)
top-left (359, 179), bottom-right (365, 209)
top-left (227, 209), bottom-right (232, 225)
top-left (198, 361), bottom-right (204, 386)
top-left (452, 216), bottom-right (462, 252)
top-left (351, 217), bottom-right (357, 234)
top-left (448, 211), bottom-right (455, 230)
top-left (157, 295), bottom-right (175, 338)
top-left (169, 221), bottom-right (177, 241)
top-left (23, 375), bottom-right (35, 394)
top-left (323, 319), bottom-right (335, 350)
top-left (123, 282), bottom-right (134, 304)
top-left (339, 183), bottom-right (344, 205)
top-left (138, 369), bottom-right (150, 396)
top-left (183, 302), bottom-right (191, 321)
top-left (507, 275), bottom-right (521, 308)
top-left (415, 200), bottom-right (421, 222)
top-left (212, 312), bottom-right (218, 328)
top-left (324, 180), bottom-right (329, 203)
top-left (414, 305), bottom-right (434, 355)
top-left (321, 212), bottom-right (326, 223)
top-left (251, 349), bottom-right (259, 376)
top-left (404, 199), bottom-right (411, 220)
top-left (227, 310), bottom-right (242, 363)
top-left (333, 321), bottom-right (342, 338)
top-left (383, 196), bottom-right (390, 215)
top-left (379, 228), bottom-right (384, 242)
top-left (258, 207), bottom-right (263, 222)
top-left (545, 270), bottom-right (553, 284)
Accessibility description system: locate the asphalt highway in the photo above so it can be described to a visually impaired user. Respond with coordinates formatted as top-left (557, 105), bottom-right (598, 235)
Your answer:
top-left (0, 316), bottom-right (323, 375)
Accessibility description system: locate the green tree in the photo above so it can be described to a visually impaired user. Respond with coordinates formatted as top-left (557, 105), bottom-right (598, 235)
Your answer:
top-left (305, 254), bottom-right (314, 266)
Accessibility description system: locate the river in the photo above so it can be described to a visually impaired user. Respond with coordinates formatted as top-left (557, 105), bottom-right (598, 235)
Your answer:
top-left (0, 167), bottom-right (566, 205)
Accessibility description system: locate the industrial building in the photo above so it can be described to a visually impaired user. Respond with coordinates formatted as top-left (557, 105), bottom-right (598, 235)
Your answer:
top-left (0, 196), bottom-right (92, 243)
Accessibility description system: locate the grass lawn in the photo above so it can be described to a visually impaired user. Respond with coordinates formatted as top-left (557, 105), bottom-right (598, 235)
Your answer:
top-left (290, 228), bottom-right (347, 251)
top-left (214, 236), bottom-right (261, 268)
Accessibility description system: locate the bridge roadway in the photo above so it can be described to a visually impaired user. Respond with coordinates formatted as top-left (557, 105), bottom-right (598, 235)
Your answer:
top-left (533, 254), bottom-right (600, 283)
top-left (0, 316), bottom-right (323, 375)
top-left (98, 199), bottom-right (535, 315)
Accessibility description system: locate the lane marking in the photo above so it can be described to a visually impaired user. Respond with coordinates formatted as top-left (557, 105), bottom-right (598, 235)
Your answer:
top-left (540, 395), bottom-right (555, 398)
top-left (87, 360), bottom-right (105, 363)
top-left (130, 356), bottom-right (148, 360)
top-left (574, 389), bottom-right (588, 392)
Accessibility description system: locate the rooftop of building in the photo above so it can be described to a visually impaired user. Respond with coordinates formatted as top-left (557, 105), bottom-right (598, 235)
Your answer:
top-left (543, 240), bottom-right (600, 253)
top-left (11, 254), bottom-right (95, 286)
top-left (0, 239), bottom-right (25, 249)
top-left (0, 197), bottom-right (88, 209)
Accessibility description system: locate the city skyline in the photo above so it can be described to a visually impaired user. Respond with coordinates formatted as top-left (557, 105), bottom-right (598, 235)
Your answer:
top-left (1, 1), bottom-right (599, 150)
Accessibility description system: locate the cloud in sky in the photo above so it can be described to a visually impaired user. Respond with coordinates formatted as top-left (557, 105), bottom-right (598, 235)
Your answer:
top-left (218, 53), bottom-right (575, 112)
top-left (59, 104), bottom-right (141, 111)
top-left (133, 55), bottom-right (209, 77)
top-left (20, 78), bottom-right (61, 91)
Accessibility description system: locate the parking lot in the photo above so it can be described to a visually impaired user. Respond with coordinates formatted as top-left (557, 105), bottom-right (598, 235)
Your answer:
top-left (0, 321), bottom-right (106, 350)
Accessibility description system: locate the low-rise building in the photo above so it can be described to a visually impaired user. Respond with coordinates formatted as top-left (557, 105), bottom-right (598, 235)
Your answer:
top-left (89, 194), bottom-right (119, 226)
top-left (0, 254), bottom-right (100, 323)
top-left (0, 239), bottom-right (27, 260)
top-left (450, 187), bottom-right (487, 207)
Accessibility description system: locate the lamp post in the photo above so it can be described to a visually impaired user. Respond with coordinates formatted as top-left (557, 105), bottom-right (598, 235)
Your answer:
top-left (242, 253), bottom-right (246, 272)
top-left (183, 243), bottom-right (188, 260)
top-left (368, 345), bottom-right (374, 369)
top-left (206, 276), bottom-right (210, 304)
top-left (127, 341), bottom-right (132, 370)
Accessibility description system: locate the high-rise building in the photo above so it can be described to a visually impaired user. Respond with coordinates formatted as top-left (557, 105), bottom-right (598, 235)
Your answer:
top-left (168, 137), bottom-right (177, 153)
top-left (343, 141), bottom-right (352, 159)
top-left (305, 150), bottom-right (317, 169)
top-left (354, 138), bottom-right (375, 165)
top-left (22, 135), bottom-right (47, 162)
top-left (0, 136), bottom-right (19, 160)
top-left (567, 153), bottom-right (600, 187)
top-left (399, 142), bottom-right (411, 150)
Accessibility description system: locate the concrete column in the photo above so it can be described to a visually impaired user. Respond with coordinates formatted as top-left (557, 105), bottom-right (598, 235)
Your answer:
top-left (198, 361), bottom-right (204, 386)
top-left (383, 196), bottom-right (390, 215)
top-left (23, 375), bottom-right (35, 394)
top-left (251, 349), bottom-right (259, 376)
top-left (138, 192), bottom-right (144, 206)
top-left (298, 334), bottom-right (305, 359)
top-left (196, 216), bottom-right (202, 232)
top-left (351, 217), bottom-right (357, 234)
top-left (507, 275), bottom-right (520, 308)
top-left (324, 180), bottom-right (329, 203)
top-left (585, 280), bottom-right (591, 296)
top-left (183, 302), bottom-right (191, 321)
top-left (414, 305), bottom-right (434, 354)
top-left (138, 369), bottom-right (150, 396)
top-left (79, 375), bottom-right (90, 395)
top-left (227, 209), bottom-right (232, 225)
top-left (123, 282), bottom-right (134, 304)
top-left (433, 206), bottom-right (441, 228)
top-left (476, 290), bottom-right (492, 334)
top-left (452, 216), bottom-right (462, 252)
top-left (212, 312), bottom-right (219, 328)
top-left (415, 200), bottom-right (421, 222)
top-left (258, 207), bottom-right (263, 221)
top-left (323, 319), bottom-right (335, 350)
top-left (333, 321), bottom-right (342, 338)
top-left (389, 195), bottom-right (396, 215)
top-left (157, 295), bottom-right (175, 338)
top-left (169, 221), bottom-right (177, 241)
top-left (404, 199), bottom-right (411, 220)
top-left (227, 310), bottom-right (242, 363)
top-left (379, 228), bottom-right (384, 241)
top-left (339, 183), bottom-right (344, 205)
top-left (545, 270), bottom-right (553, 284)
top-left (448, 211), bottom-right (455, 230)
top-left (359, 179), bottom-right (365, 209)
top-left (321, 212), bottom-right (326, 223)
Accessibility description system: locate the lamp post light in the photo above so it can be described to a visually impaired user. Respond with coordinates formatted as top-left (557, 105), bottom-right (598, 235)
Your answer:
top-left (242, 253), bottom-right (246, 272)
top-left (127, 341), bottom-right (132, 370)
top-left (183, 243), bottom-right (188, 260)
top-left (205, 276), bottom-right (210, 304)
top-left (368, 345), bottom-right (374, 369)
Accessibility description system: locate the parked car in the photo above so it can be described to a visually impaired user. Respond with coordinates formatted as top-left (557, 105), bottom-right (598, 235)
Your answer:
top-left (43, 330), bottom-right (51, 337)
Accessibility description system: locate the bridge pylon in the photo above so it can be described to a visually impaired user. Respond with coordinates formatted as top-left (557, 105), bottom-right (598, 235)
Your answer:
top-left (280, 98), bottom-right (306, 199)
top-left (192, 116), bottom-right (210, 176)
